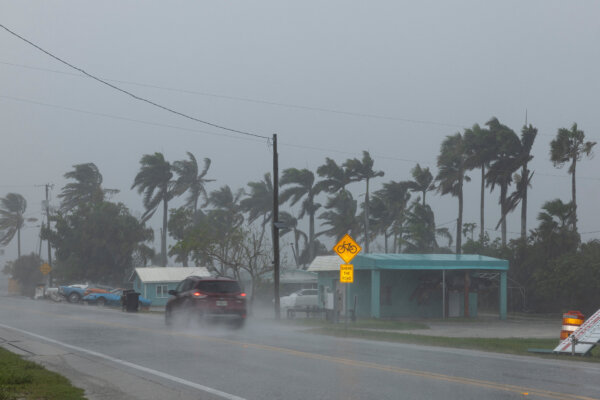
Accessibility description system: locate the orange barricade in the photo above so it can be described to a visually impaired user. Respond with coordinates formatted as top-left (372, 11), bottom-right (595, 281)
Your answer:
top-left (560, 310), bottom-right (585, 340)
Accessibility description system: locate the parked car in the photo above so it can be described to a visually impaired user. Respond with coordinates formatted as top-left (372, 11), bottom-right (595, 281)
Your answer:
top-left (165, 276), bottom-right (247, 328)
top-left (83, 288), bottom-right (151, 309)
top-left (280, 288), bottom-right (319, 309)
top-left (59, 285), bottom-right (88, 303)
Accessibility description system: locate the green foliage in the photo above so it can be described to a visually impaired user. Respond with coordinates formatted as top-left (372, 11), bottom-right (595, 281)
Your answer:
top-left (0, 193), bottom-right (36, 258)
top-left (44, 201), bottom-right (153, 285)
top-left (318, 190), bottom-right (361, 240)
top-left (2, 253), bottom-right (44, 297)
top-left (58, 163), bottom-right (118, 212)
top-left (172, 152), bottom-right (214, 213)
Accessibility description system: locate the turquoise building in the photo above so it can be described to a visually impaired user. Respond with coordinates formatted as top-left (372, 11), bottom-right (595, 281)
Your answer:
top-left (308, 254), bottom-right (509, 320)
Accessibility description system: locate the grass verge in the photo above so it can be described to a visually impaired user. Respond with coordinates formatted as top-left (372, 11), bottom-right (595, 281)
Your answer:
top-left (0, 347), bottom-right (86, 400)
top-left (303, 325), bottom-right (600, 362)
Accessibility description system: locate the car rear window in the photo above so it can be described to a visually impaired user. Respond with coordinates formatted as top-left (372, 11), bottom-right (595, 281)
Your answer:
top-left (194, 281), bottom-right (241, 294)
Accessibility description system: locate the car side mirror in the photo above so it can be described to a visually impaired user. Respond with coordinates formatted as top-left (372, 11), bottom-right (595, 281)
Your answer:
top-left (168, 290), bottom-right (178, 296)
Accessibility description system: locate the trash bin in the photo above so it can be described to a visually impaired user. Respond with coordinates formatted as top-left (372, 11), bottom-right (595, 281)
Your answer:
top-left (125, 291), bottom-right (140, 312)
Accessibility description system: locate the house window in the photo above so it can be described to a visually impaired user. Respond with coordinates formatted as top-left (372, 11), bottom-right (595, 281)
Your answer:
top-left (156, 284), bottom-right (168, 298)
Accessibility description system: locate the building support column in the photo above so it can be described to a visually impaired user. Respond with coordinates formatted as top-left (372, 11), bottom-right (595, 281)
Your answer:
top-left (370, 269), bottom-right (380, 318)
top-left (499, 270), bottom-right (507, 320)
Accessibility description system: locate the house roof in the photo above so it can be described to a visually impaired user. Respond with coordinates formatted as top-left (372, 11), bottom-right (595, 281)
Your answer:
top-left (307, 254), bottom-right (508, 272)
top-left (132, 267), bottom-right (211, 283)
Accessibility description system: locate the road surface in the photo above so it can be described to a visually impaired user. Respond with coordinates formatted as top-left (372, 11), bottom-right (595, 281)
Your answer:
top-left (0, 296), bottom-right (598, 400)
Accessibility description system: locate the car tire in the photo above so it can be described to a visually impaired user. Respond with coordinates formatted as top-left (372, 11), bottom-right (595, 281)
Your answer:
top-left (231, 318), bottom-right (245, 329)
top-left (97, 297), bottom-right (106, 307)
top-left (165, 308), bottom-right (173, 327)
top-left (68, 292), bottom-right (81, 304)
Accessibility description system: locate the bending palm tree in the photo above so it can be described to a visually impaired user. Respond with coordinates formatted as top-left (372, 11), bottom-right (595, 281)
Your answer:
top-left (0, 193), bottom-right (36, 258)
top-left (318, 191), bottom-right (362, 240)
top-left (205, 185), bottom-right (245, 228)
top-left (550, 123), bottom-right (596, 231)
top-left (407, 164), bottom-right (434, 206)
top-left (278, 211), bottom-right (307, 267)
top-left (464, 124), bottom-right (495, 241)
top-left (58, 163), bottom-right (119, 212)
top-left (131, 153), bottom-right (174, 267)
top-left (485, 118), bottom-right (521, 246)
top-left (345, 151), bottom-right (384, 253)
top-left (506, 124), bottom-right (538, 240)
top-left (172, 152), bottom-right (214, 214)
top-left (280, 168), bottom-right (321, 262)
top-left (436, 132), bottom-right (470, 254)
top-left (240, 173), bottom-right (273, 244)
top-left (315, 158), bottom-right (352, 194)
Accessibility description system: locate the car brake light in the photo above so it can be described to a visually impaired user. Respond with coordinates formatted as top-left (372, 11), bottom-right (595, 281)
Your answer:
top-left (193, 291), bottom-right (207, 298)
top-left (237, 293), bottom-right (247, 299)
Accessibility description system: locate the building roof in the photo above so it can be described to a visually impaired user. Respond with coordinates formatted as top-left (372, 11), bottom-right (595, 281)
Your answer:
top-left (307, 253), bottom-right (508, 272)
top-left (132, 267), bottom-right (211, 283)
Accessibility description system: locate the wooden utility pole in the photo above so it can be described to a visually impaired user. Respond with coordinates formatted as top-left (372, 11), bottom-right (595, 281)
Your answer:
top-left (272, 134), bottom-right (280, 319)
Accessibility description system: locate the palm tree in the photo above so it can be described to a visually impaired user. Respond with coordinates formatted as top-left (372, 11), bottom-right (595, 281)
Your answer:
top-left (172, 152), bottom-right (214, 214)
top-left (485, 117), bottom-right (522, 246)
top-left (407, 164), bottom-right (434, 206)
top-left (0, 193), bottom-right (36, 258)
top-left (550, 123), bottom-right (596, 231)
top-left (372, 181), bottom-right (411, 253)
top-left (506, 124), bottom-right (538, 240)
top-left (344, 151), bottom-right (384, 253)
top-left (436, 132), bottom-right (470, 254)
top-left (278, 211), bottom-right (307, 267)
top-left (402, 200), bottom-right (452, 253)
top-left (240, 173), bottom-right (273, 244)
top-left (58, 163), bottom-right (118, 212)
top-left (464, 124), bottom-right (495, 241)
top-left (205, 185), bottom-right (245, 228)
top-left (131, 152), bottom-right (174, 267)
top-left (280, 168), bottom-right (321, 262)
top-left (318, 191), bottom-right (362, 240)
top-left (315, 158), bottom-right (352, 193)
top-left (537, 199), bottom-right (575, 234)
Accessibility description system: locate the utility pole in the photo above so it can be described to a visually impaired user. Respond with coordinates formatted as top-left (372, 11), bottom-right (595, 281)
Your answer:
top-left (272, 134), bottom-right (281, 320)
top-left (44, 184), bottom-right (53, 285)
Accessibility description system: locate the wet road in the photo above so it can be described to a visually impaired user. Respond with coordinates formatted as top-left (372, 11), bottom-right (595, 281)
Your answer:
top-left (0, 296), bottom-right (599, 400)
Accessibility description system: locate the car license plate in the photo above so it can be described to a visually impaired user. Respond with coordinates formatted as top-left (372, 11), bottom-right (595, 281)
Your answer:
top-left (216, 300), bottom-right (228, 306)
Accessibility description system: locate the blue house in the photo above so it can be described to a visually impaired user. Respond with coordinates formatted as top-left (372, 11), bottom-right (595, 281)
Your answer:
top-left (130, 267), bottom-right (211, 307)
top-left (308, 254), bottom-right (509, 320)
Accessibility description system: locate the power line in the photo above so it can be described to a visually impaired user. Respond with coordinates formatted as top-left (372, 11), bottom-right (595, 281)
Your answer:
top-left (0, 60), bottom-right (468, 130)
top-left (0, 24), bottom-right (268, 141)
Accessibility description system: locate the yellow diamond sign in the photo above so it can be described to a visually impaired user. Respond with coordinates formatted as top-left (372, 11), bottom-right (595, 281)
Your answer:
top-left (333, 233), bottom-right (361, 264)
top-left (40, 263), bottom-right (51, 275)
top-left (340, 264), bottom-right (353, 283)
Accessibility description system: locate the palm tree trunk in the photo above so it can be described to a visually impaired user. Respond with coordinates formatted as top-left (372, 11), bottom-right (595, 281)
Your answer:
top-left (457, 182), bottom-right (463, 254)
top-left (521, 165), bottom-right (528, 240)
top-left (364, 179), bottom-right (370, 253)
top-left (162, 196), bottom-right (168, 267)
top-left (384, 230), bottom-right (389, 253)
top-left (17, 226), bottom-right (21, 258)
top-left (293, 229), bottom-right (300, 267)
top-left (422, 190), bottom-right (426, 207)
top-left (501, 183), bottom-right (507, 247)
top-left (480, 165), bottom-right (485, 241)
top-left (571, 158), bottom-right (577, 231)
top-left (309, 209), bottom-right (315, 262)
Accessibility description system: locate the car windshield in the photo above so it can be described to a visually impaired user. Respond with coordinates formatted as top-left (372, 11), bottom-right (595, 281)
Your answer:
top-left (195, 281), bottom-right (241, 294)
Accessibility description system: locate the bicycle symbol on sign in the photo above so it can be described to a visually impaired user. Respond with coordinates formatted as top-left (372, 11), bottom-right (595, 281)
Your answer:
top-left (336, 241), bottom-right (358, 254)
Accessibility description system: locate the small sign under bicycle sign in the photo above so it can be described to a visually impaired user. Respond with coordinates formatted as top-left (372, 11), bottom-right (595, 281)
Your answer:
top-left (340, 264), bottom-right (353, 283)
top-left (333, 233), bottom-right (362, 264)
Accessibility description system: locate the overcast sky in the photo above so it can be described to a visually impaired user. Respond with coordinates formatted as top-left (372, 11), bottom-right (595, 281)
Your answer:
top-left (1, 1), bottom-right (600, 267)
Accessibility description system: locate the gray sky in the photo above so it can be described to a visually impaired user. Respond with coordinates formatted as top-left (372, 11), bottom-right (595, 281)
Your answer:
top-left (1, 1), bottom-right (600, 266)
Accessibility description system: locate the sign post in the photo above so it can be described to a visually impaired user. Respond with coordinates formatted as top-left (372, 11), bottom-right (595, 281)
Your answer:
top-left (333, 234), bottom-right (361, 330)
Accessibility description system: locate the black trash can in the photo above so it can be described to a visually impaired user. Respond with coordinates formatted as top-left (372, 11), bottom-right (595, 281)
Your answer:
top-left (125, 291), bottom-right (140, 312)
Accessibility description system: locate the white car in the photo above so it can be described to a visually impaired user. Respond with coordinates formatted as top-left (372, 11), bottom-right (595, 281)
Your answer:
top-left (280, 289), bottom-right (319, 309)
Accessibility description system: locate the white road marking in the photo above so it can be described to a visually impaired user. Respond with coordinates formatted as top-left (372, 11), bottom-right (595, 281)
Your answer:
top-left (0, 323), bottom-right (247, 400)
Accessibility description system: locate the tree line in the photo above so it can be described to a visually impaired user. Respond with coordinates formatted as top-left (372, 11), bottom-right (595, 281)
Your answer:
top-left (1, 117), bottom-right (599, 312)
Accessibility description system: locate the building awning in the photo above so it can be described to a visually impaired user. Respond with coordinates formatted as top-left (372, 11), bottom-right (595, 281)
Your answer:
top-left (308, 254), bottom-right (508, 272)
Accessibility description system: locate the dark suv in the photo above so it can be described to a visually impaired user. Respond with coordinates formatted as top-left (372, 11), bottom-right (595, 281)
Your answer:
top-left (165, 276), bottom-right (247, 328)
